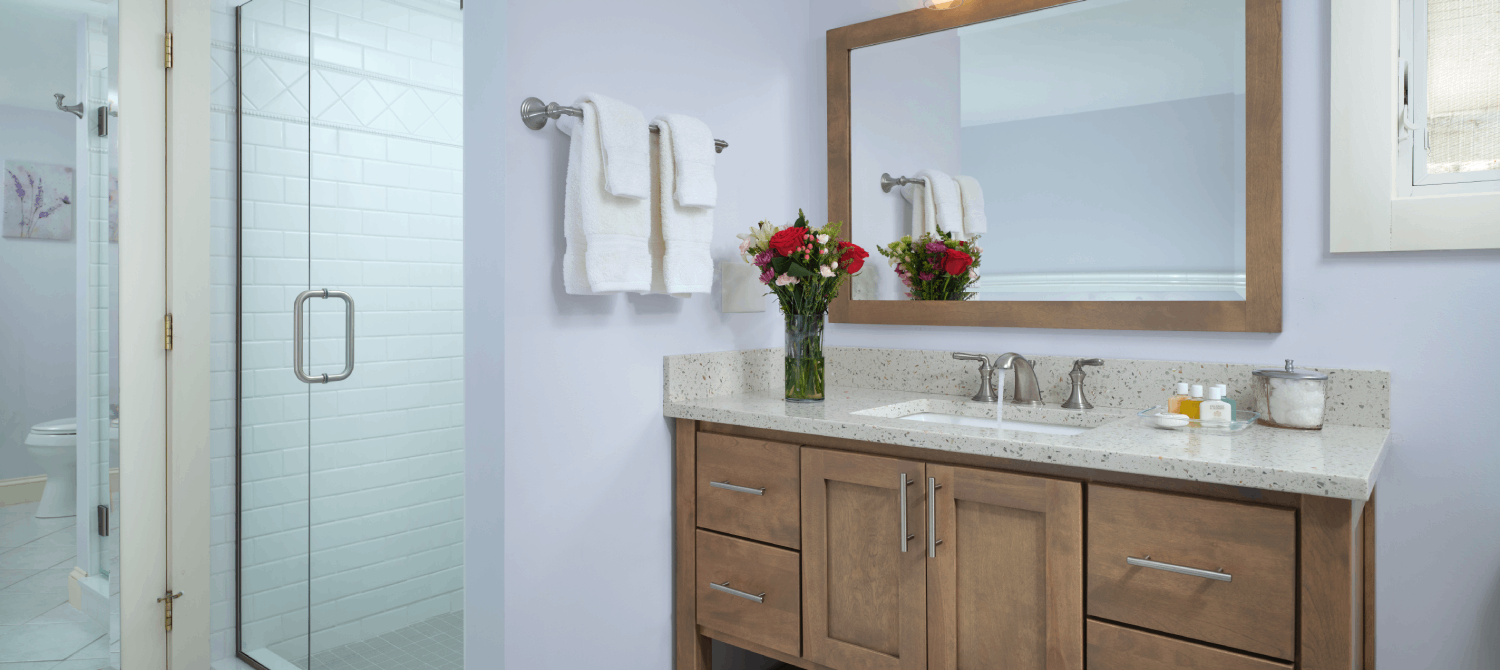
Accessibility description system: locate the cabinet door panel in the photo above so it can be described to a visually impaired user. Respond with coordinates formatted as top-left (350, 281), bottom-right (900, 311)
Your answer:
top-left (802, 448), bottom-right (927, 670)
top-left (928, 465), bottom-right (1083, 670)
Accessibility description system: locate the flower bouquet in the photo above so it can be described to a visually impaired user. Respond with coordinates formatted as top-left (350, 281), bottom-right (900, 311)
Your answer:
top-left (876, 230), bottom-right (982, 300)
top-left (739, 210), bottom-right (869, 402)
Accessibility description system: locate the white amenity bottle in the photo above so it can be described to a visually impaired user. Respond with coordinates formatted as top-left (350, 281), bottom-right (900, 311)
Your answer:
top-left (1199, 387), bottom-right (1233, 425)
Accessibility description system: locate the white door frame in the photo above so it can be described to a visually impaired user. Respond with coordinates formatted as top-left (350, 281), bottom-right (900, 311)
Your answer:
top-left (165, 0), bottom-right (210, 667)
top-left (117, 0), bottom-right (210, 666)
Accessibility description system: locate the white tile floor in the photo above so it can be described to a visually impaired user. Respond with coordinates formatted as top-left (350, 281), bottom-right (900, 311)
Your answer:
top-left (0, 501), bottom-right (111, 670)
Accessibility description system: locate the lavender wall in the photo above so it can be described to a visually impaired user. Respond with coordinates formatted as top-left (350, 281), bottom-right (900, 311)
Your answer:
top-left (490, 2), bottom-right (808, 668)
top-left (811, 1), bottom-right (1500, 667)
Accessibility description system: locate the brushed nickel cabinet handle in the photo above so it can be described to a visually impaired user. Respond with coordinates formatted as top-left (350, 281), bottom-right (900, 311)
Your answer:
top-left (1127, 555), bottom-right (1232, 582)
top-left (899, 474), bottom-right (915, 552)
top-left (709, 481), bottom-right (764, 496)
top-left (928, 477), bottom-right (943, 557)
top-left (709, 581), bottom-right (764, 604)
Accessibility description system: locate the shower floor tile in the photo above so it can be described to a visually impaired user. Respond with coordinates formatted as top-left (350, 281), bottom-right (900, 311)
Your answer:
top-left (294, 611), bottom-right (463, 670)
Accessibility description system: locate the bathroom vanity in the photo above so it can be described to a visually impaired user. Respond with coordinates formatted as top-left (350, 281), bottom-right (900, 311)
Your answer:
top-left (664, 348), bottom-right (1388, 670)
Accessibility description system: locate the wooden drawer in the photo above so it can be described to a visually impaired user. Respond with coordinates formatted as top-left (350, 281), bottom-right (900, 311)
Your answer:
top-left (697, 433), bottom-right (800, 549)
top-left (695, 530), bottom-right (801, 657)
top-left (1087, 485), bottom-right (1296, 660)
top-left (1087, 620), bottom-right (1292, 670)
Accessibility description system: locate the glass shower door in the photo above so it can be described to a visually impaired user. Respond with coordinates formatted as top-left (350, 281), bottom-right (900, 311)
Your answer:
top-left (236, 1), bottom-right (463, 668)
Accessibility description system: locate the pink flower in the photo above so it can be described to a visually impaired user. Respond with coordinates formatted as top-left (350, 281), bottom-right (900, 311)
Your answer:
top-left (918, 272), bottom-right (935, 281)
top-left (759, 268), bottom-right (774, 284)
top-left (901, 276), bottom-right (913, 287)
top-left (753, 250), bottom-right (773, 266)
top-left (775, 274), bottom-right (799, 286)
top-left (925, 241), bottom-right (947, 253)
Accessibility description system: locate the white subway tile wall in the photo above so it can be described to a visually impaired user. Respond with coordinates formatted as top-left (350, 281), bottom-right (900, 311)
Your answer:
top-left (208, 0), bottom-right (462, 664)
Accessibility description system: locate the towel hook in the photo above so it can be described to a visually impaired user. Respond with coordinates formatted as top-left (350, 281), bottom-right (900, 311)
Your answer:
top-left (520, 96), bottom-right (728, 153)
top-left (881, 173), bottom-right (927, 193)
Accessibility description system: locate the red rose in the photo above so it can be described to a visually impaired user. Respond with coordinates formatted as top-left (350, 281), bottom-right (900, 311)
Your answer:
top-left (768, 227), bottom-right (807, 257)
top-left (838, 241), bottom-right (869, 273)
top-left (941, 248), bottom-right (973, 276)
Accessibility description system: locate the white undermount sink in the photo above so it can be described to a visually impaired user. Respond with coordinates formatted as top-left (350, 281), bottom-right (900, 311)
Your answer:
top-left (900, 412), bottom-right (1090, 436)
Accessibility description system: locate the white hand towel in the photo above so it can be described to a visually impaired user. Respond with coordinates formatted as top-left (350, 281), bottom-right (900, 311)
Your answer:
top-left (653, 116), bottom-right (715, 295)
top-left (901, 182), bottom-right (937, 238)
top-left (561, 101), bottom-right (652, 294)
top-left (916, 168), bottom-right (964, 241)
top-left (953, 175), bottom-right (987, 236)
top-left (575, 93), bottom-right (650, 200)
top-left (657, 113), bottom-right (717, 208)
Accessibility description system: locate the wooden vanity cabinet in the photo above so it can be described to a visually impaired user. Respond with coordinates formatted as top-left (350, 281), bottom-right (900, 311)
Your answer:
top-left (674, 419), bottom-right (1371, 670)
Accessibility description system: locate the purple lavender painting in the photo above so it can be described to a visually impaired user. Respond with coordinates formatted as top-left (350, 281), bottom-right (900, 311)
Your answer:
top-left (3, 161), bottom-right (75, 240)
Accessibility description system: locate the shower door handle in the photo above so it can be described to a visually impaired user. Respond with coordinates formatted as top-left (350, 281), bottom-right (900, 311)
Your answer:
top-left (293, 289), bottom-right (355, 384)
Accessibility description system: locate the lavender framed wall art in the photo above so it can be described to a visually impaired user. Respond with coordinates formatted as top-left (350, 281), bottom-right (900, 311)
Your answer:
top-left (4, 161), bottom-right (75, 240)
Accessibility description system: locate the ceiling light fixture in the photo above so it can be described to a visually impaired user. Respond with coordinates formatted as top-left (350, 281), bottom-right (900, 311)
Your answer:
top-left (924, 0), bottom-right (965, 9)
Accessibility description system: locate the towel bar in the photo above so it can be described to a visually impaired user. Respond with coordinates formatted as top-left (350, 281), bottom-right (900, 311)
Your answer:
top-left (520, 97), bottom-right (728, 153)
top-left (881, 173), bottom-right (927, 193)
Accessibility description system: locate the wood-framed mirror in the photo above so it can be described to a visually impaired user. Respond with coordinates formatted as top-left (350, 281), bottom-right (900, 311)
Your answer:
top-left (827, 0), bottom-right (1281, 332)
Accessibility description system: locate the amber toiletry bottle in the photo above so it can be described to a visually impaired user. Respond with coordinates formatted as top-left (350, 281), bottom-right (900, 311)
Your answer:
top-left (1167, 382), bottom-right (1190, 414)
top-left (1180, 384), bottom-right (1205, 419)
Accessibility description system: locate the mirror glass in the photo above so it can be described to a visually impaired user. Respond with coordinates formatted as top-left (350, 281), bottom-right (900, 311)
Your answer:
top-left (849, 0), bottom-right (1246, 302)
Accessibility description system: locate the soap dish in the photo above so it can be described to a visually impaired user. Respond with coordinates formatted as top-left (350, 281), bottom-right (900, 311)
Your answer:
top-left (1137, 406), bottom-right (1259, 432)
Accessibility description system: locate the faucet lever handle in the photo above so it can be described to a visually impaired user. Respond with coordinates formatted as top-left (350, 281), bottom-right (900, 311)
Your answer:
top-left (1072, 358), bottom-right (1104, 371)
top-left (953, 352), bottom-right (990, 364)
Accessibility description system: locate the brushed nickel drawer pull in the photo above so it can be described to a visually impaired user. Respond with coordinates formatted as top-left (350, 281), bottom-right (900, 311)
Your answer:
top-left (1127, 555), bottom-right (1232, 582)
top-left (709, 581), bottom-right (765, 603)
top-left (928, 477), bottom-right (941, 557)
top-left (710, 481), bottom-right (765, 496)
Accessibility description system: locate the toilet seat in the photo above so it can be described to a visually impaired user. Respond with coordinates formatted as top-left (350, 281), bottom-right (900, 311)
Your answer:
top-left (30, 417), bottom-right (77, 435)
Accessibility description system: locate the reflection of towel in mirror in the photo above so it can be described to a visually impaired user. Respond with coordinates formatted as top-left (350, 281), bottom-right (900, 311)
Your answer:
top-left (919, 169), bottom-right (963, 241)
top-left (559, 101), bottom-right (652, 294)
top-left (901, 182), bottom-right (936, 239)
top-left (903, 169), bottom-right (963, 240)
top-left (953, 175), bottom-right (987, 236)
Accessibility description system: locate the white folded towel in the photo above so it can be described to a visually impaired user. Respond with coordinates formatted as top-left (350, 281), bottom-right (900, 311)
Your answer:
top-left (560, 101), bottom-right (652, 294)
top-left (657, 113), bottom-right (717, 208)
top-left (901, 182), bottom-right (937, 238)
top-left (575, 93), bottom-right (650, 200)
top-left (652, 115), bottom-right (715, 295)
top-left (916, 168), bottom-right (964, 241)
top-left (953, 175), bottom-right (987, 236)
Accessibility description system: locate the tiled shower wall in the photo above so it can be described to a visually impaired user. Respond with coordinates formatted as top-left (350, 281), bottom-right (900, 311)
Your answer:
top-left (207, 0), bottom-right (463, 663)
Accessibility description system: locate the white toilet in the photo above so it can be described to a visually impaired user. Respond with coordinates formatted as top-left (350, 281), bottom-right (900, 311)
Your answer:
top-left (24, 417), bottom-right (77, 518)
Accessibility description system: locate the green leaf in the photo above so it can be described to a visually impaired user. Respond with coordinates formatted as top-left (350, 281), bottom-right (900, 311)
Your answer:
top-left (784, 261), bottom-right (815, 278)
top-left (771, 256), bottom-right (791, 273)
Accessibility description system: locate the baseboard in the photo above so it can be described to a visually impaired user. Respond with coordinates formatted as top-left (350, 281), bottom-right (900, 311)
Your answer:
top-left (0, 474), bottom-right (47, 506)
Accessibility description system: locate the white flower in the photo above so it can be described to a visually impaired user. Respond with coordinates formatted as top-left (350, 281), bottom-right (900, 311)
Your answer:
top-left (816, 234), bottom-right (830, 244)
top-left (818, 265), bottom-right (836, 278)
top-left (973, 246), bottom-right (983, 254)
top-left (831, 261), bottom-right (839, 270)
top-left (968, 268), bottom-right (979, 280)
top-left (775, 274), bottom-right (799, 286)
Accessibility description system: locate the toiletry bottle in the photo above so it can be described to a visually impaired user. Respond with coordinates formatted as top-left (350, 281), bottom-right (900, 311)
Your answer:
top-left (1212, 384), bottom-right (1238, 415)
top-left (1167, 382), bottom-right (1190, 414)
top-left (1200, 387), bottom-right (1232, 424)
top-left (1180, 384), bottom-right (1205, 419)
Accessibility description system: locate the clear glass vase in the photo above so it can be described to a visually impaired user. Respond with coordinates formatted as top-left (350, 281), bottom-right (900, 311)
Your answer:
top-left (784, 313), bottom-right (826, 402)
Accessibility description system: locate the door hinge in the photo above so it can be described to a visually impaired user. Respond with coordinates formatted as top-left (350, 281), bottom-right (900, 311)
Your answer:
top-left (156, 591), bottom-right (183, 631)
top-left (164, 32), bottom-right (173, 69)
top-left (164, 314), bottom-right (173, 350)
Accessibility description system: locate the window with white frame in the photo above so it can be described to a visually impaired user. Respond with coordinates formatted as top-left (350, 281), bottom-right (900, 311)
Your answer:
top-left (1331, 0), bottom-right (1500, 252)
top-left (1400, 0), bottom-right (1500, 195)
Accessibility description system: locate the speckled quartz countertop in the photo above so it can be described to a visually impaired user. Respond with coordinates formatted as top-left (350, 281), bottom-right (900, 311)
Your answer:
top-left (663, 349), bottom-right (1392, 501)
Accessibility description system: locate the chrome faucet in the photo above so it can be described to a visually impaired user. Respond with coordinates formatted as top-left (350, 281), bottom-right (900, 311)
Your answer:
top-left (1061, 358), bottom-right (1104, 410)
top-left (993, 353), bottom-right (1043, 406)
top-left (952, 352), bottom-right (1043, 406)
